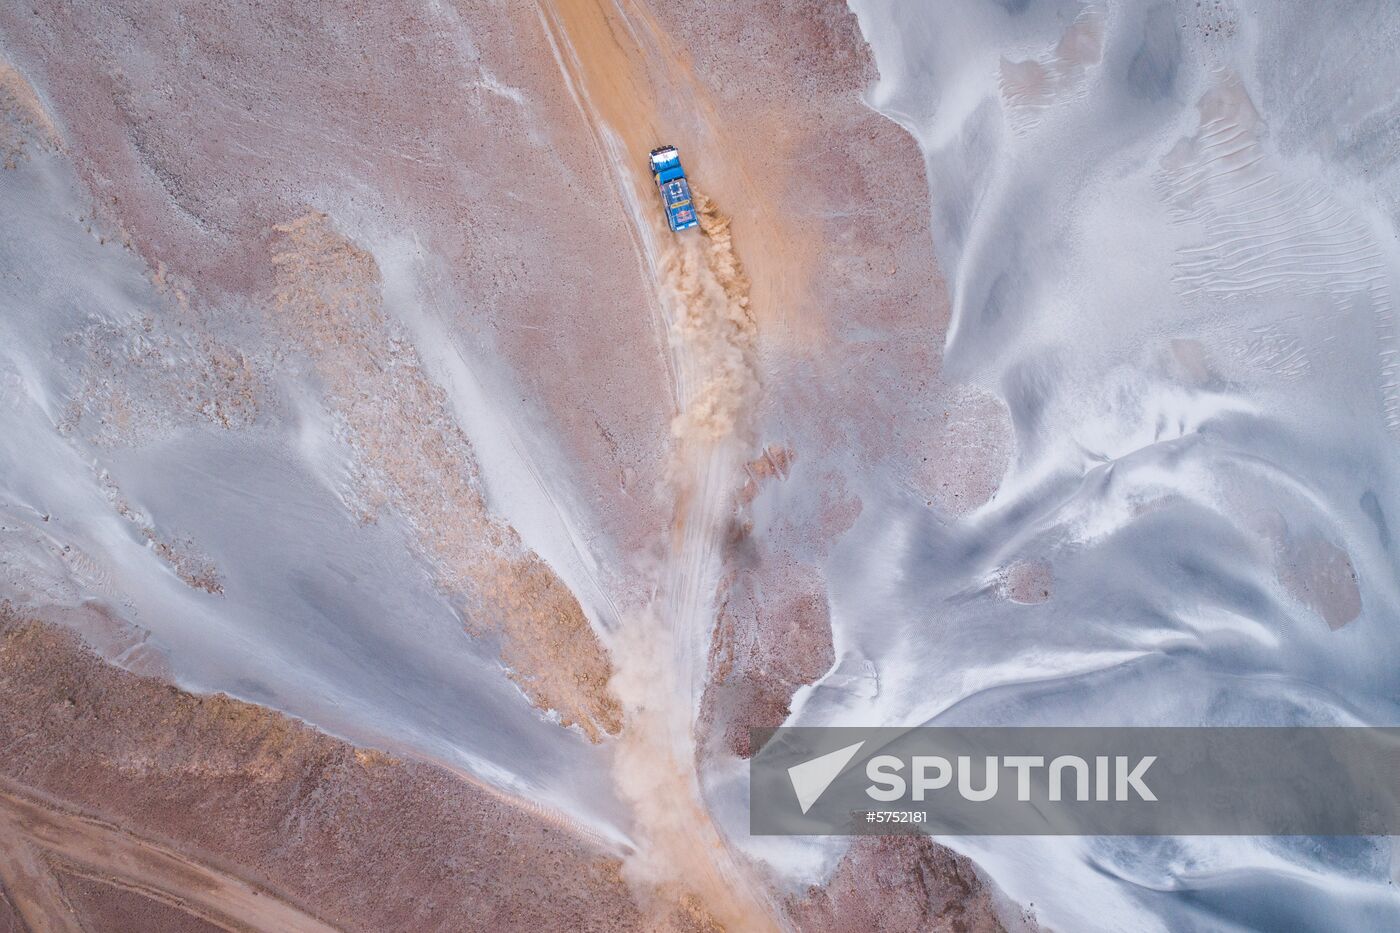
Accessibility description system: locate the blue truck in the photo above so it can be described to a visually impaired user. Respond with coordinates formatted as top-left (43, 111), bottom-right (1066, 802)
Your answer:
top-left (649, 145), bottom-right (698, 232)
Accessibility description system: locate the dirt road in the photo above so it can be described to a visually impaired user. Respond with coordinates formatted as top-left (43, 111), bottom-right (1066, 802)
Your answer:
top-left (538, 3), bottom-right (781, 927)
top-left (537, 0), bottom-right (811, 342)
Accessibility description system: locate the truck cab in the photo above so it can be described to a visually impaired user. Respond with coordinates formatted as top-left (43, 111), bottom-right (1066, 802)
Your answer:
top-left (649, 145), bottom-right (699, 232)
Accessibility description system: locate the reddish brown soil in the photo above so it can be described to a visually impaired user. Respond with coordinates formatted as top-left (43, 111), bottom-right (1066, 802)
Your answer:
top-left (54, 871), bottom-right (228, 933)
top-left (792, 836), bottom-right (1007, 933)
top-left (704, 549), bottom-right (835, 758)
top-left (1002, 560), bottom-right (1054, 605)
top-left (0, 883), bottom-right (27, 933)
top-left (0, 607), bottom-right (644, 933)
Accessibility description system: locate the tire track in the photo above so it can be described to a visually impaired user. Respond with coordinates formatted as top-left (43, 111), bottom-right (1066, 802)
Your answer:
top-left (0, 779), bottom-right (340, 933)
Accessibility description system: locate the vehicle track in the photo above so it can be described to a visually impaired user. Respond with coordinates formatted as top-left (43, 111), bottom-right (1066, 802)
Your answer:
top-left (0, 778), bottom-right (340, 933)
top-left (536, 2), bottom-right (773, 928)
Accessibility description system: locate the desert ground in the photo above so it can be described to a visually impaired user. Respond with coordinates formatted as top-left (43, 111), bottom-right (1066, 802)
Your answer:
top-left (0, 0), bottom-right (1013, 928)
top-left (4, 0), bottom-right (1400, 930)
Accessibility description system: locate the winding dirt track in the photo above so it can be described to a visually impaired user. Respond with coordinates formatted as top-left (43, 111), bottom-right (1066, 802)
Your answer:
top-left (0, 780), bottom-right (338, 933)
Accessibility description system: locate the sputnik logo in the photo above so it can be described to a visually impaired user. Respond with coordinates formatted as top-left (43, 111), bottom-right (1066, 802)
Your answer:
top-left (788, 741), bottom-right (865, 814)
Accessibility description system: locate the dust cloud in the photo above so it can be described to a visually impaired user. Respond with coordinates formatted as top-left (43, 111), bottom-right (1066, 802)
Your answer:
top-left (661, 192), bottom-right (760, 444)
top-left (604, 193), bottom-right (777, 930)
top-left (608, 609), bottom-right (776, 932)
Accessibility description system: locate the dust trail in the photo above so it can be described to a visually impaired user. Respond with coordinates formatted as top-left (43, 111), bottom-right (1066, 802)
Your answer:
top-left (661, 193), bottom-right (759, 710)
top-left (607, 191), bottom-right (773, 930)
top-left (664, 193), bottom-right (759, 443)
